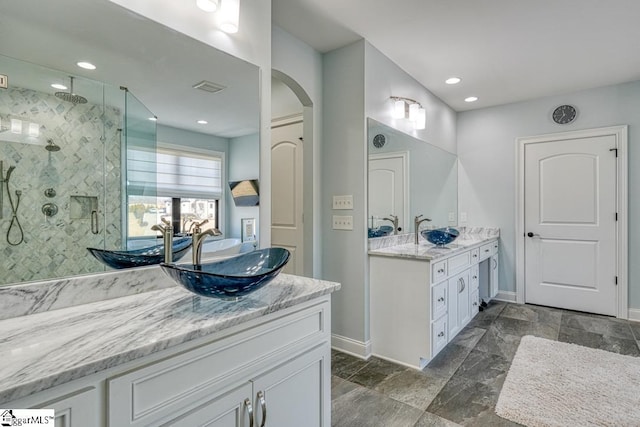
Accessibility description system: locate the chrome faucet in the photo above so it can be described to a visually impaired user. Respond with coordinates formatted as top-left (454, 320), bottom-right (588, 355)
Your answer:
top-left (151, 218), bottom-right (173, 264)
top-left (414, 215), bottom-right (432, 244)
top-left (382, 214), bottom-right (400, 235)
top-left (191, 219), bottom-right (222, 266)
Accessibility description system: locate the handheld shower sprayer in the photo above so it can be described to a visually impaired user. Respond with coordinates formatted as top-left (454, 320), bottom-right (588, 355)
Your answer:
top-left (1, 162), bottom-right (24, 245)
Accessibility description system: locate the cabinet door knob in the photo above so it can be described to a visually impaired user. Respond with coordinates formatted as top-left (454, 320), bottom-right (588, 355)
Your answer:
top-left (438, 331), bottom-right (445, 337)
top-left (473, 302), bottom-right (478, 306)
top-left (437, 296), bottom-right (445, 302)
top-left (257, 391), bottom-right (267, 427)
top-left (244, 398), bottom-right (254, 427)
top-left (473, 254), bottom-right (477, 258)
top-left (438, 268), bottom-right (444, 273)
top-left (473, 275), bottom-right (478, 280)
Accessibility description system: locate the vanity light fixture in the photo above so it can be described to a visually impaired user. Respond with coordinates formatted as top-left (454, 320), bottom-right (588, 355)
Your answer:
top-left (197, 120), bottom-right (208, 124)
top-left (445, 77), bottom-right (461, 85)
top-left (28, 122), bottom-right (40, 138)
top-left (465, 96), bottom-right (478, 103)
top-left (219, 0), bottom-right (240, 33)
top-left (10, 119), bottom-right (22, 134)
top-left (51, 83), bottom-right (67, 90)
top-left (196, 0), bottom-right (219, 12)
top-left (390, 96), bottom-right (426, 130)
top-left (77, 61), bottom-right (96, 70)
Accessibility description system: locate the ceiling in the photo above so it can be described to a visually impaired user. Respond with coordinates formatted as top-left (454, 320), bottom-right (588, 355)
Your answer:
top-left (272, 0), bottom-right (640, 111)
top-left (0, 0), bottom-right (260, 138)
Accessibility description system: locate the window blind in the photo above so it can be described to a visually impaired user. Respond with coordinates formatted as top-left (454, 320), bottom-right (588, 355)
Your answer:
top-left (127, 146), bottom-right (222, 199)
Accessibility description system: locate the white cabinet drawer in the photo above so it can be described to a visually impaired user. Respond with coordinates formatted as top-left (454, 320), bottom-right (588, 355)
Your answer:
top-left (470, 264), bottom-right (479, 291)
top-left (470, 248), bottom-right (480, 264)
top-left (432, 260), bottom-right (447, 282)
top-left (447, 251), bottom-right (471, 275)
top-left (108, 301), bottom-right (328, 427)
top-left (479, 242), bottom-right (494, 261)
top-left (431, 281), bottom-right (447, 321)
top-left (431, 315), bottom-right (448, 357)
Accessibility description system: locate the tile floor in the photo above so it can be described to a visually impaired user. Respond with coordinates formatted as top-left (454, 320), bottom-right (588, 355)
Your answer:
top-left (331, 301), bottom-right (640, 427)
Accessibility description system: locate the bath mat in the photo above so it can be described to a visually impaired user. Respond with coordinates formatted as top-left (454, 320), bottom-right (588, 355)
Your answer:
top-left (495, 335), bottom-right (640, 427)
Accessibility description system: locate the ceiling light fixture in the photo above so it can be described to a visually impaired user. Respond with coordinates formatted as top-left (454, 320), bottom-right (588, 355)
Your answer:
top-left (390, 96), bottom-right (426, 130)
top-left (196, 0), bottom-right (219, 12)
top-left (77, 61), bottom-right (96, 70)
top-left (465, 96), bottom-right (478, 103)
top-left (219, 0), bottom-right (240, 33)
top-left (51, 83), bottom-right (67, 90)
top-left (148, 117), bottom-right (158, 122)
top-left (197, 120), bottom-right (208, 124)
top-left (445, 77), bottom-right (461, 85)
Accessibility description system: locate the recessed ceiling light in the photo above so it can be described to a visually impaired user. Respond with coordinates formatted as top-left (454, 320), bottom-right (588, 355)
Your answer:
top-left (196, 0), bottom-right (218, 12)
top-left (148, 117), bottom-right (157, 122)
top-left (445, 77), bottom-right (461, 85)
top-left (51, 83), bottom-right (68, 90)
top-left (197, 120), bottom-right (208, 124)
top-left (465, 96), bottom-right (478, 103)
top-left (77, 61), bottom-right (96, 70)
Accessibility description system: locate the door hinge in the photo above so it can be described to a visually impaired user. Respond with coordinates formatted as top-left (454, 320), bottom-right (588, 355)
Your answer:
top-left (610, 148), bottom-right (618, 157)
top-left (615, 276), bottom-right (618, 285)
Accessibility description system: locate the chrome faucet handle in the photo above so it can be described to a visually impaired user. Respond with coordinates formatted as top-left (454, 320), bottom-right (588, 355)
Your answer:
top-left (161, 217), bottom-right (171, 226)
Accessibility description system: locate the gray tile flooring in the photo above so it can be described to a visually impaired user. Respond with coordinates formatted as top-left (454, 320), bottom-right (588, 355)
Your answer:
top-left (331, 301), bottom-right (640, 427)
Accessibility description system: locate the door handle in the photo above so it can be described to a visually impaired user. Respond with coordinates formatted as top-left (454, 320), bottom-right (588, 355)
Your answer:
top-left (244, 398), bottom-right (254, 427)
top-left (257, 391), bottom-right (267, 427)
top-left (527, 232), bottom-right (540, 238)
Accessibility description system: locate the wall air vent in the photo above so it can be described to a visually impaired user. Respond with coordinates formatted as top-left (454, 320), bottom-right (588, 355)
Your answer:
top-left (192, 80), bottom-right (226, 93)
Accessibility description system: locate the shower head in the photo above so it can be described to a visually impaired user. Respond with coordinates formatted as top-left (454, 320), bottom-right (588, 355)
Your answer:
top-left (6, 166), bottom-right (15, 181)
top-left (45, 139), bottom-right (61, 152)
top-left (55, 76), bottom-right (88, 105)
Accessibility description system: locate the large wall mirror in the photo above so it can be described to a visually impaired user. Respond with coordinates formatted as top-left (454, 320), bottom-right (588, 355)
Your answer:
top-left (367, 118), bottom-right (457, 236)
top-left (0, 0), bottom-right (260, 286)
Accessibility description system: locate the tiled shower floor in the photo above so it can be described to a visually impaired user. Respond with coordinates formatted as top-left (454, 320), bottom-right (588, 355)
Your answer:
top-left (331, 301), bottom-right (640, 426)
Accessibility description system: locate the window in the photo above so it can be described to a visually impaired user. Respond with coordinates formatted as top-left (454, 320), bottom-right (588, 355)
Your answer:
top-left (127, 144), bottom-right (224, 240)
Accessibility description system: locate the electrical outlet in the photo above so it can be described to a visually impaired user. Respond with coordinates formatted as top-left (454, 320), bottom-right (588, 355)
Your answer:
top-left (448, 212), bottom-right (455, 222)
top-left (332, 195), bottom-right (353, 210)
top-left (460, 212), bottom-right (468, 222)
top-left (0, 74), bottom-right (7, 89)
top-left (332, 215), bottom-right (353, 230)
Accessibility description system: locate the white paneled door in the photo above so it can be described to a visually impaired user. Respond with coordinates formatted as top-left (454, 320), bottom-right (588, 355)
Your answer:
top-left (368, 152), bottom-right (407, 232)
top-left (271, 121), bottom-right (303, 275)
top-left (524, 134), bottom-right (617, 315)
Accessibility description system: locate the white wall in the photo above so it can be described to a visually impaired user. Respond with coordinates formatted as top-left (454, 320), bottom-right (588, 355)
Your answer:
top-left (457, 80), bottom-right (640, 309)
top-left (364, 44), bottom-right (457, 154)
top-left (228, 133), bottom-right (260, 239)
top-left (272, 25), bottom-right (324, 277)
top-left (322, 40), bottom-right (367, 343)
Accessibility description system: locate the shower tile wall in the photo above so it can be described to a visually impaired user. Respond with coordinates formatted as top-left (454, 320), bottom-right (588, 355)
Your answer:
top-left (0, 87), bottom-right (121, 285)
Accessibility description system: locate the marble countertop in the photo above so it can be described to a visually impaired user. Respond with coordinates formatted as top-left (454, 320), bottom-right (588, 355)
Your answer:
top-left (0, 274), bottom-right (340, 404)
top-left (368, 235), bottom-right (497, 261)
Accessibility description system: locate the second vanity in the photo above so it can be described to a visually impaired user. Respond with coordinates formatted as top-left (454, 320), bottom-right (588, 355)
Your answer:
top-left (368, 228), bottom-right (499, 369)
top-left (0, 267), bottom-right (340, 427)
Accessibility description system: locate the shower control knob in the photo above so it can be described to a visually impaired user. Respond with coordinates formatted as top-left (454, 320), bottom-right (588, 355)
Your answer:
top-left (44, 188), bottom-right (56, 198)
top-left (42, 203), bottom-right (58, 217)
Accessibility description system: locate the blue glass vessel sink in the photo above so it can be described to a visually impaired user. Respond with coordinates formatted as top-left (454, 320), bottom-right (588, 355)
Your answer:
top-left (160, 247), bottom-right (291, 300)
top-left (87, 237), bottom-right (192, 269)
top-left (368, 225), bottom-right (394, 238)
top-left (421, 227), bottom-right (460, 246)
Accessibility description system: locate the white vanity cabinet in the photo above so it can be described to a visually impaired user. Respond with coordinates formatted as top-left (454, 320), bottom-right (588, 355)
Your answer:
top-left (4, 296), bottom-right (332, 427)
top-left (370, 238), bottom-right (499, 370)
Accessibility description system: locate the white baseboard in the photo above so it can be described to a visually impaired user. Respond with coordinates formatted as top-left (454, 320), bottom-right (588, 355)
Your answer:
top-left (494, 291), bottom-right (517, 303)
top-left (331, 334), bottom-right (371, 360)
top-left (628, 308), bottom-right (640, 322)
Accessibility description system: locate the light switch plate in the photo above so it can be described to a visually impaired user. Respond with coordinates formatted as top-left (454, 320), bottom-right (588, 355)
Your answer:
top-left (0, 74), bottom-right (7, 89)
top-left (332, 215), bottom-right (353, 230)
top-left (332, 195), bottom-right (353, 210)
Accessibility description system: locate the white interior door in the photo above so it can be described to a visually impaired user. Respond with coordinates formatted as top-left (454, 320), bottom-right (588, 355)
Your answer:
top-left (368, 153), bottom-right (407, 232)
top-left (271, 121), bottom-right (303, 275)
top-left (524, 134), bottom-right (617, 315)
